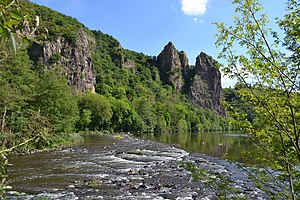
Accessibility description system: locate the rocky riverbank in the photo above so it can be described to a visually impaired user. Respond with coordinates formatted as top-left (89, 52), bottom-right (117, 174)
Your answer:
top-left (7, 134), bottom-right (266, 199)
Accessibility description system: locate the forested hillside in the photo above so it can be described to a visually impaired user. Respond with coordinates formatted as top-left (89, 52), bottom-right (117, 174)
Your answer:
top-left (0, 0), bottom-right (229, 151)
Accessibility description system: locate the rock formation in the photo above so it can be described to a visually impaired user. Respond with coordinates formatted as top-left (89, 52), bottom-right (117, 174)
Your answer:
top-left (121, 57), bottom-right (136, 71)
top-left (157, 42), bottom-right (226, 117)
top-left (179, 51), bottom-right (189, 81)
top-left (157, 42), bottom-right (185, 92)
top-left (29, 29), bottom-right (96, 92)
top-left (188, 53), bottom-right (226, 117)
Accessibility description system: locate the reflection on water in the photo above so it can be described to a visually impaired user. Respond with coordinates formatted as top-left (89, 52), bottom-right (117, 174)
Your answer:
top-left (6, 134), bottom-right (266, 199)
top-left (138, 132), bottom-right (256, 163)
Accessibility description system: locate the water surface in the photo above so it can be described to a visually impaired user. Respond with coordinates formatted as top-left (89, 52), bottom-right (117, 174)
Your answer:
top-left (6, 133), bottom-right (264, 199)
top-left (138, 131), bottom-right (254, 163)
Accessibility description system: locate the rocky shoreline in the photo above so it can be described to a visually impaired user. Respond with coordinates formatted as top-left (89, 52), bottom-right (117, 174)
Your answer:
top-left (7, 134), bottom-right (266, 199)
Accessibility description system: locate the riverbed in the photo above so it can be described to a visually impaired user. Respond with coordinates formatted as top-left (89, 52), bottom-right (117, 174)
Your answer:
top-left (7, 134), bottom-right (266, 199)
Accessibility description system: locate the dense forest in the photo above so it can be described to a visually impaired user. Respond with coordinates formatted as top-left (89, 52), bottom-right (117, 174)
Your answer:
top-left (0, 1), bottom-right (230, 152)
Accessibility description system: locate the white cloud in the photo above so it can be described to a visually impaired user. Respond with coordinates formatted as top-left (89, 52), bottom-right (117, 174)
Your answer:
top-left (181, 0), bottom-right (210, 16)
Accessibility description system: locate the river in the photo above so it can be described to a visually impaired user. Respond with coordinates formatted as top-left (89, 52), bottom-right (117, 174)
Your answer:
top-left (138, 131), bottom-right (255, 163)
top-left (6, 133), bottom-right (266, 199)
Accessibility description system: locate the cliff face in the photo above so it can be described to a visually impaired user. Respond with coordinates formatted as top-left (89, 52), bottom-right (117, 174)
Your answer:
top-left (157, 42), bottom-right (184, 92)
top-left (29, 29), bottom-right (96, 93)
top-left (179, 50), bottom-right (189, 81)
top-left (157, 43), bottom-right (226, 117)
top-left (28, 30), bottom-right (225, 116)
top-left (188, 53), bottom-right (226, 117)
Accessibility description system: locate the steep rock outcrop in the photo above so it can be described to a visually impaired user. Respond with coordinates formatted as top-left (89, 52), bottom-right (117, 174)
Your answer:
top-left (179, 50), bottom-right (189, 81)
top-left (188, 52), bottom-right (226, 117)
top-left (157, 42), bottom-right (184, 92)
top-left (157, 42), bottom-right (226, 117)
top-left (29, 29), bottom-right (96, 92)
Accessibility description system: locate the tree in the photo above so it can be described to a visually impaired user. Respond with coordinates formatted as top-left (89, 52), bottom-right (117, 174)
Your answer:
top-left (79, 92), bottom-right (113, 130)
top-left (215, 0), bottom-right (300, 198)
top-left (111, 98), bottom-right (144, 132)
top-left (0, 48), bottom-right (37, 147)
top-left (133, 97), bottom-right (157, 132)
top-left (0, 0), bottom-right (37, 53)
top-left (33, 70), bottom-right (79, 133)
top-left (78, 109), bottom-right (92, 130)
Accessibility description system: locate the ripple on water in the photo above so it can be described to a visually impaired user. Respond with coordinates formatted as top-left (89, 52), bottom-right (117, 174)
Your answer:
top-left (7, 134), bottom-right (267, 199)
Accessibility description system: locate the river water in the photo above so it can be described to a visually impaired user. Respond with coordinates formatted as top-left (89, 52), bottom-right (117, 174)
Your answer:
top-left (138, 132), bottom-right (255, 163)
top-left (6, 133), bottom-right (266, 199)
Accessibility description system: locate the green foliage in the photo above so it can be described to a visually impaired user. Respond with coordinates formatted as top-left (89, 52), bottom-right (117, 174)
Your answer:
top-left (78, 92), bottom-right (113, 131)
top-left (88, 178), bottom-right (102, 189)
top-left (63, 31), bottom-right (77, 44)
top-left (111, 98), bottom-right (144, 132)
top-left (223, 87), bottom-right (255, 125)
top-left (0, 47), bottom-right (80, 147)
top-left (90, 30), bottom-right (228, 133)
top-left (33, 70), bottom-right (79, 133)
top-left (215, 0), bottom-right (300, 198)
top-left (0, 48), bottom-right (37, 142)
top-left (0, 0), bottom-right (26, 52)
top-left (78, 109), bottom-right (92, 130)
top-left (19, 0), bottom-right (88, 43)
top-left (182, 162), bottom-right (248, 199)
top-left (49, 52), bottom-right (61, 64)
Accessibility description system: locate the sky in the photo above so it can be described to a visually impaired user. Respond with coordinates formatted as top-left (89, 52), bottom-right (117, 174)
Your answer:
top-left (29, 0), bottom-right (286, 87)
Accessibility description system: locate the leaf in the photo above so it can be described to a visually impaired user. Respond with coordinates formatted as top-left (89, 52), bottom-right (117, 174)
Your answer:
top-left (8, 19), bottom-right (19, 26)
top-left (3, 0), bottom-right (13, 7)
top-left (23, 36), bottom-right (32, 46)
top-left (0, 29), bottom-right (8, 41)
top-left (2, 0), bottom-right (9, 6)
top-left (3, 20), bottom-right (13, 29)
top-left (10, 10), bottom-right (23, 20)
top-left (10, 32), bottom-right (16, 54)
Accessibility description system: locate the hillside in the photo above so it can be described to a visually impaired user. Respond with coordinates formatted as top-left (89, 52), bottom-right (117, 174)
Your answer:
top-left (0, 1), bottom-right (229, 150)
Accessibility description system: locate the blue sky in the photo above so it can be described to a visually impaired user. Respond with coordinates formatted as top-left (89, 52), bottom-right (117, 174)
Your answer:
top-left (29, 0), bottom-right (285, 87)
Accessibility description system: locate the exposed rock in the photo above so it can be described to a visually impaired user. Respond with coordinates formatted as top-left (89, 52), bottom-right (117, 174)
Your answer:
top-left (157, 42), bottom-right (226, 117)
top-left (29, 28), bottom-right (96, 93)
top-left (188, 52), bottom-right (226, 117)
top-left (179, 51), bottom-right (189, 81)
top-left (121, 57), bottom-right (136, 71)
top-left (157, 42), bottom-right (184, 92)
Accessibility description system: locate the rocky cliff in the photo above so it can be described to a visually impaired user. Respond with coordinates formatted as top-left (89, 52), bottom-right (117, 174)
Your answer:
top-left (28, 30), bottom-right (225, 116)
top-left (188, 53), bottom-right (226, 117)
top-left (29, 29), bottom-right (96, 93)
top-left (157, 42), bottom-right (185, 92)
top-left (157, 43), bottom-right (226, 117)
top-left (179, 50), bottom-right (189, 81)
